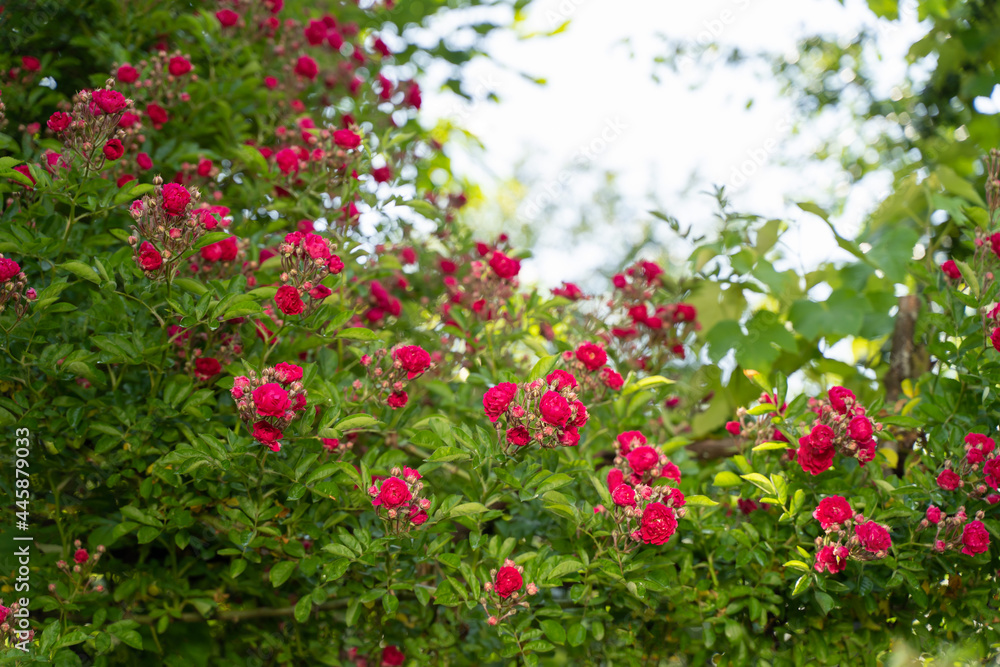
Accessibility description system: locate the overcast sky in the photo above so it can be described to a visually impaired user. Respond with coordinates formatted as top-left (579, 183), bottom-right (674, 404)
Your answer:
top-left (418, 0), bottom-right (925, 289)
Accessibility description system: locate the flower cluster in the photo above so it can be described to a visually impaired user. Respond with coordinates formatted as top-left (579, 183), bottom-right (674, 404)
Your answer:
top-left (231, 362), bottom-right (308, 451)
top-left (601, 431), bottom-right (684, 551)
top-left (127, 178), bottom-right (204, 279)
top-left (357, 345), bottom-right (432, 410)
top-left (918, 506), bottom-right (991, 556)
top-left (726, 391), bottom-right (790, 448)
top-left (0, 256), bottom-right (34, 322)
top-left (45, 80), bottom-right (135, 174)
top-left (440, 237), bottom-right (522, 326)
top-left (935, 432), bottom-right (1000, 502)
top-left (557, 342), bottom-right (625, 393)
top-left (274, 230), bottom-right (344, 317)
top-left (604, 260), bottom-right (700, 368)
top-left (0, 598), bottom-right (33, 649)
top-left (483, 372), bottom-right (590, 455)
top-left (480, 559), bottom-right (537, 627)
top-left (368, 467), bottom-right (430, 535)
top-left (812, 496), bottom-right (892, 573)
top-left (52, 541), bottom-right (108, 596)
top-left (795, 386), bottom-right (881, 475)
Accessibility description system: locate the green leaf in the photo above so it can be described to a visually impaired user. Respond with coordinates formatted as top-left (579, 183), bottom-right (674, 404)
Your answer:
top-left (173, 278), bottom-right (209, 296)
top-left (548, 559), bottom-right (584, 580)
top-left (814, 590), bottom-right (835, 615)
top-left (713, 471), bottom-right (742, 487)
top-left (752, 441), bottom-right (792, 452)
top-left (740, 473), bottom-right (775, 495)
top-left (269, 560), bottom-right (296, 587)
top-left (59, 261), bottom-right (101, 284)
top-left (528, 354), bottom-right (559, 382)
top-left (623, 375), bottom-right (674, 395)
top-left (230, 559), bottom-right (248, 578)
top-left (954, 260), bottom-right (980, 299)
top-left (294, 596), bottom-right (312, 623)
top-left (684, 495), bottom-right (719, 507)
top-left (535, 472), bottom-right (572, 494)
top-left (336, 327), bottom-right (381, 341)
top-left (567, 622), bottom-right (587, 647)
top-left (783, 560), bottom-right (810, 572)
top-left (450, 502), bottom-right (488, 517)
top-left (540, 619), bottom-right (566, 645)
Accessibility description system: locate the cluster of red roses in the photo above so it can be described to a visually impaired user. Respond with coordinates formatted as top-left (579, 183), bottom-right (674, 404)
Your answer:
top-left (604, 259), bottom-right (700, 368)
top-left (51, 541), bottom-right (108, 596)
top-left (561, 341), bottom-right (625, 392)
top-left (812, 496), bottom-right (892, 574)
top-left (483, 372), bottom-right (590, 455)
top-left (358, 279), bottom-right (404, 326)
top-left (795, 386), bottom-right (881, 475)
top-left (272, 230), bottom-right (345, 317)
top-left (127, 179), bottom-right (212, 278)
top-left (0, 597), bottom-right (32, 647)
top-left (918, 505), bottom-right (991, 556)
top-left (480, 559), bottom-right (538, 627)
top-left (346, 644), bottom-right (405, 667)
top-left (440, 239), bottom-right (523, 327)
top-left (358, 345), bottom-right (432, 410)
top-left (367, 467), bottom-right (430, 535)
top-left (601, 430), bottom-right (684, 549)
top-left (0, 256), bottom-right (34, 322)
top-left (725, 392), bottom-right (790, 447)
top-left (167, 321), bottom-right (241, 383)
top-left (935, 432), bottom-right (1000, 503)
top-left (231, 362), bottom-right (308, 451)
top-left (43, 81), bottom-right (134, 176)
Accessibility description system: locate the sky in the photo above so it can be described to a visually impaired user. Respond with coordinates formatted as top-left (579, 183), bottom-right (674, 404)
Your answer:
top-left (417, 0), bottom-right (926, 289)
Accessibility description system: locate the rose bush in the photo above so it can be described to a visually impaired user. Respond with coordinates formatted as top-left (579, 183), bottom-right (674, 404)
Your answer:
top-left (0, 0), bottom-right (998, 665)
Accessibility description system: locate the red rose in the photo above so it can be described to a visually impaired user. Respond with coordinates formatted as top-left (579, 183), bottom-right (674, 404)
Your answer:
top-left (252, 383), bottom-right (291, 417)
top-left (539, 391), bottom-right (571, 427)
top-left (394, 345), bottom-right (431, 379)
top-left (626, 445), bottom-right (659, 474)
top-left (812, 496), bottom-right (852, 529)
top-left (168, 56), bottom-right (192, 76)
top-left (559, 427), bottom-right (580, 447)
top-left (73, 548), bottom-right (89, 564)
top-left (327, 255), bottom-right (345, 274)
top-left (381, 645), bottom-right (405, 667)
top-left (961, 520), bottom-right (990, 556)
top-left (941, 260), bottom-right (961, 279)
top-left (47, 111), bottom-right (72, 133)
top-left (992, 328), bottom-right (1000, 353)
top-left (797, 431), bottom-right (835, 476)
top-left (936, 468), bottom-right (961, 491)
top-left (118, 112), bottom-right (140, 129)
top-left (194, 357), bottom-right (221, 380)
top-left (599, 367), bottom-right (623, 390)
top-left (333, 129), bottom-right (361, 149)
top-left (965, 433), bottom-right (996, 464)
top-left (252, 421), bottom-right (283, 449)
top-left (568, 401), bottom-right (588, 429)
top-left (606, 468), bottom-right (624, 493)
top-left (483, 383), bottom-right (517, 422)
top-left (309, 284), bottom-right (332, 300)
top-left (661, 461), bottom-right (681, 485)
top-left (274, 362), bottom-right (303, 384)
top-left (376, 477), bottom-right (411, 509)
top-left (137, 242), bottom-right (163, 271)
top-left (489, 250), bottom-right (521, 279)
top-left (387, 391), bottom-right (408, 409)
top-left (117, 64), bottom-right (139, 83)
top-left (294, 55), bottom-right (318, 79)
top-left (372, 165), bottom-right (392, 183)
top-left (854, 521), bottom-right (891, 554)
top-left (276, 148), bottom-right (299, 175)
top-left (494, 566), bottom-right (523, 598)
top-left (638, 502), bottom-right (677, 545)
top-left (275, 285), bottom-right (304, 315)
top-left (92, 89), bottom-right (128, 114)
top-left (926, 506), bottom-right (942, 524)
top-left (137, 152), bottom-right (153, 170)
top-left (611, 484), bottom-right (636, 507)
top-left (0, 258), bottom-right (21, 282)
top-left (985, 458), bottom-right (1000, 490)
top-left (814, 545), bottom-right (848, 574)
top-left (827, 386), bottom-right (855, 414)
top-left (21, 56), bottom-right (41, 71)
top-left (575, 342), bottom-right (607, 371)
top-left (847, 415), bottom-right (872, 442)
top-left (725, 421), bottom-right (741, 436)
top-left (161, 183), bottom-right (191, 216)
top-left (552, 281), bottom-right (583, 300)
top-left (674, 304), bottom-right (697, 322)
top-left (216, 9), bottom-right (239, 26)
top-left (506, 426), bottom-right (530, 447)
top-left (102, 139), bottom-right (124, 161)
top-left (617, 431), bottom-right (646, 453)
top-left (545, 370), bottom-right (577, 390)
top-left (146, 103), bottom-right (169, 129)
